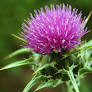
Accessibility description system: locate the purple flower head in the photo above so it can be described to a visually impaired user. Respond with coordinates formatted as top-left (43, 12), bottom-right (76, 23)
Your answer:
top-left (21, 4), bottom-right (88, 54)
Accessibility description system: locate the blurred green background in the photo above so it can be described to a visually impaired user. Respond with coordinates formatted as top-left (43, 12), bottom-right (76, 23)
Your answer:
top-left (0, 0), bottom-right (92, 92)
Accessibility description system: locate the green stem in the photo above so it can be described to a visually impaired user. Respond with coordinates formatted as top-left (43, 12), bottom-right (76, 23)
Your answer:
top-left (68, 69), bottom-right (80, 92)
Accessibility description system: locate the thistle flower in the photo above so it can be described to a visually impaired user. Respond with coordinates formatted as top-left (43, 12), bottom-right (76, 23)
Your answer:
top-left (22, 4), bottom-right (88, 54)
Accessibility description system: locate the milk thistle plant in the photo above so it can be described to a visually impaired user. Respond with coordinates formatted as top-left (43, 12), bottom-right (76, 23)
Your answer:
top-left (0, 4), bottom-right (92, 92)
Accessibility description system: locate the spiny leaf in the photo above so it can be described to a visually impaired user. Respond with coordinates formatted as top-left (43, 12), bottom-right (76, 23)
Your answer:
top-left (57, 69), bottom-right (68, 74)
top-left (57, 65), bottom-right (77, 74)
top-left (78, 40), bottom-right (92, 58)
top-left (5, 48), bottom-right (31, 59)
top-left (78, 40), bottom-right (92, 66)
top-left (12, 34), bottom-right (27, 42)
top-left (35, 79), bottom-right (63, 92)
top-left (34, 62), bottom-right (55, 74)
top-left (23, 75), bottom-right (48, 92)
top-left (79, 40), bottom-right (92, 50)
top-left (79, 67), bottom-right (92, 76)
top-left (0, 58), bottom-right (33, 70)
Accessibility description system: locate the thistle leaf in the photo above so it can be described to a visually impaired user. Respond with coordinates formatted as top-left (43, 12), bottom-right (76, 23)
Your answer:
top-left (79, 67), bottom-right (92, 76)
top-left (23, 75), bottom-right (48, 92)
top-left (5, 48), bottom-right (31, 59)
top-left (79, 40), bottom-right (92, 50)
top-left (35, 79), bottom-right (63, 92)
top-left (78, 40), bottom-right (92, 65)
top-left (0, 58), bottom-right (33, 70)
top-left (34, 63), bottom-right (55, 74)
